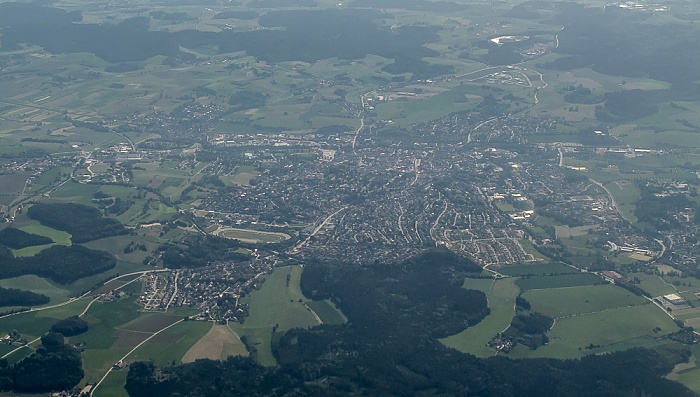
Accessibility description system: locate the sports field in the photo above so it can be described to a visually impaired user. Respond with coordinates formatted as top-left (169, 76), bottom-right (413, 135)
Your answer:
top-left (215, 227), bottom-right (290, 243)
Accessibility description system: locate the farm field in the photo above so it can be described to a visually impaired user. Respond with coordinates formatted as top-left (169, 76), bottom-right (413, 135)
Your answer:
top-left (441, 278), bottom-right (519, 357)
top-left (232, 265), bottom-right (320, 366)
top-left (0, 0), bottom-right (700, 394)
top-left (521, 284), bottom-right (648, 318)
top-left (515, 273), bottom-right (604, 291)
top-left (19, 223), bottom-right (71, 245)
top-left (182, 322), bottom-right (248, 363)
top-left (510, 303), bottom-right (679, 359)
top-left (630, 272), bottom-right (677, 297)
top-left (673, 345), bottom-right (700, 395)
top-left (0, 275), bottom-right (71, 305)
top-left (305, 299), bottom-right (346, 325)
top-left (0, 172), bottom-right (31, 205)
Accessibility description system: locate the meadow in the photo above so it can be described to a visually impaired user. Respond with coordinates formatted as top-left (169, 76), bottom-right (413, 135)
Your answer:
top-left (521, 284), bottom-right (648, 318)
top-left (441, 277), bottom-right (519, 357)
top-left (515, 273), bottom-right (604, 291)
top-left (305, 299), bottom-right (346, 325)
top-left (232, 265), bottom-right (320, 366)
top-left (510, 304), bottom-right (679, 359)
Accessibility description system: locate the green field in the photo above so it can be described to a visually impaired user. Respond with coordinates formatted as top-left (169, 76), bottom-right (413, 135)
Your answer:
top-left (631, 272), bottom-right (677, 297)
top-left (515, 273), bottom-right (604, 291)
top-left (0, 275), bottom-right (72, 304)
top-left (306, 299), bottom-right (346, 325)
top-left (497, 262), bottom-right (577, 276)
top-left (126, 320), bottom-right (212, 365)
top-left (603, 180), bottom-right (640, 224)
top-left (441, 278), bottom-right (519, 357)
top-left (554, 225), bottom-right (596, 239)
top-left (673, 344), bottom-right (700, 394)
top-left (232, 265), bottom-right (320, 366)
top-left (522, 284), bottom-right (648, 318)
top-left (519, 239), bottom-right (550, 261)
top-left (0, 172), bottom-right (30, 205)
top-left (509, 304), bottom-right (679, 359)
top-left (19, 223), bottom-right (71, 245)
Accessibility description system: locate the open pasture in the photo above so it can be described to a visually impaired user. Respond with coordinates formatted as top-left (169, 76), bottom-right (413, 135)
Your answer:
top-left (554, 224), bottom-right (596, 239)
top-left (233, 265), bottom-right (319, 366)
top-left (306, 299), bottom-right (346, 325)
top-left (509, 303), bottom-right (679, 359)
top-left (441, 278), bottom-right (519, 357)
top-left (19, 223), bottom-right (71, 246)
top-left (12, 221), bottom-right (71, 257)
top-left (521, 284), bottom-right (647, 318)
top-left (0, 172), bottom-right (30, 205)
top-left (0, 275), bottom-right (71, 304)
top-left (629, 272), bottom-right (677, 297)
top-left (516, 273), bottom-right (604, 291)
top-left (125, 320), bottom-right (212, 366)
top-left (120, 314), bottom-right (182, 333)
top-left (460, 277), bottom-right (496, 294)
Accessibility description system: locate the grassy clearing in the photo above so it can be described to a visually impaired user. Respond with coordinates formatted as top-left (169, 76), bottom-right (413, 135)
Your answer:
top-left (522, 284), bottom-right (647, 318)
top-left (510, 304), bottom-right (679, 359)
top-left (516, 273), bottom-right (604, 291)
top-left (441, 278), bottom-right (519, 357)
top-left (11, 244), bottom-right (55, 257)
top-left (306, 299), bottom-right (346, 325)
top-left (554, 225), bottom-right (595, 239)
top-left (232, 265), bottom-right (319, 366)
top-left (19, 223), bottom-right (71, 245)
top-left (674, 344), bottom-right (700, 394)
top-left (460, 277), bottom-right (496, 294)
top-left (0, 275), bottom-right (71, 304)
